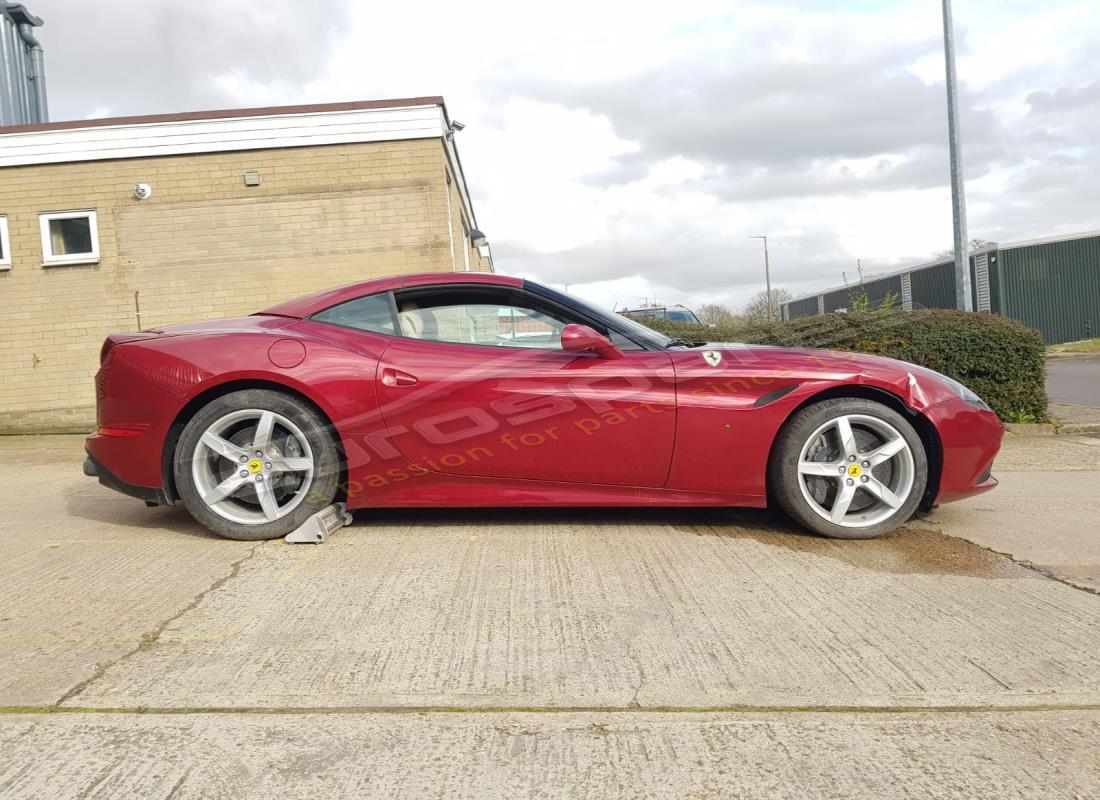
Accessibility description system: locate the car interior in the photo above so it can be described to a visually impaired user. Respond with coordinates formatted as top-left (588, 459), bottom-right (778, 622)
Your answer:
top-left (311, 285), bottom-right (644, 351)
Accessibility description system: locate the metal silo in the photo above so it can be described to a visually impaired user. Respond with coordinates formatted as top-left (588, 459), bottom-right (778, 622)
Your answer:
top-left (1, 3), bottom-right (47, 126)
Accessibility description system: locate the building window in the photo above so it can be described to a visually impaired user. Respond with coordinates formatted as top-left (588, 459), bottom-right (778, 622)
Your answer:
top-left (39, 210), bottom-right (99, 265)
top-left (0, 216), bottom-right (10, 269)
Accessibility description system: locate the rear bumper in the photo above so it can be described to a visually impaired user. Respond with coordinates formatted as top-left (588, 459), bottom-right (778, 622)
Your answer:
top-left (83, 451), bottom-right (173, 506)
top-left (926, 398), bottom-right (1004, 506)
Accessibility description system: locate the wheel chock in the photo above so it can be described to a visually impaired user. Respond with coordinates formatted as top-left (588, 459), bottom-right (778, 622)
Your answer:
top-left (285, 502), bottom-right (353, 544)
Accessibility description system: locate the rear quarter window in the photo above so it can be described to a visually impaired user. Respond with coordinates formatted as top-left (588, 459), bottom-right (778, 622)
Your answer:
top-left (311, 293), bottom-right (396, 334)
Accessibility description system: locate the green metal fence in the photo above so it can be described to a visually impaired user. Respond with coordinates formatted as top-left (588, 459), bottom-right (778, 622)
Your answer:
top-left (781, 232), bottom-right (1100, 344)
top-left (997, 236), bottom-right (1100, 344)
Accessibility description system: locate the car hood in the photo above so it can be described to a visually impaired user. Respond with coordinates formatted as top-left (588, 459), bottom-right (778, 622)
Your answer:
top-left (684, 342), bottom-right (902, 368)
top-left (668, 342), bottom-right (962, 409)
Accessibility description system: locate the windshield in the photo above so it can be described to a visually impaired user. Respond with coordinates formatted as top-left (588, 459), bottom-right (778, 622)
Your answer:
top-left (666, 310), bottom-right (699, 323)
top-left (524, 281), bottom-right (673, 350)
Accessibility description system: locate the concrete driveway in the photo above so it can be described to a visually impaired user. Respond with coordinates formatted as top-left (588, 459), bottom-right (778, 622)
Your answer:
top-left (1, 433), bottom-right (1098, 798)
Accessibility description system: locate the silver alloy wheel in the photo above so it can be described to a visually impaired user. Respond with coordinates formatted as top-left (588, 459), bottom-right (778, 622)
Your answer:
top-left (796, 413), bottom-right (915, 529)
top-left (190, 408), bottom-right (315, 526)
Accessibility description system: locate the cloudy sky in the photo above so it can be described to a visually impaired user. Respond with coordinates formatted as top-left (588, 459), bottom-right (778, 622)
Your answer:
top-left (32, 0), bottom-right (1100, 311)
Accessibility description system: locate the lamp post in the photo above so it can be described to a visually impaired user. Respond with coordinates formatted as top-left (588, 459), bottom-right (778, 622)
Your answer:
top-left (942, 0), bottom-right (973, 311)
top-left (749, 235), bottom-right (773, 320)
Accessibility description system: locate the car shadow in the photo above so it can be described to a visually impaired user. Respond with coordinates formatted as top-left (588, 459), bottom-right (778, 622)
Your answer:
top-left (347, 506), bottom-right (1024, 579)
top-left (63, 493), bottom-right (1026, 579)
top-left (351, 505), bottom-right (809, 535)
top-left (64, 489), bottom-right (221, 540)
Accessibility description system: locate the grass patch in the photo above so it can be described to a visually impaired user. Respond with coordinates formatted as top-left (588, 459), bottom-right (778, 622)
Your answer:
top-left (1048, 338), bottom-right (1100, 354)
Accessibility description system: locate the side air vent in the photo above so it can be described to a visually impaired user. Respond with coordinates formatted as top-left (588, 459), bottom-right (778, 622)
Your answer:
top-left (753, 384), bottom-right (801, 408)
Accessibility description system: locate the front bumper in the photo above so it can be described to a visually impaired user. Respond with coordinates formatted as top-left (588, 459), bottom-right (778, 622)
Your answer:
top-left (925, 397), bottom-right (1004, 506)
top-left (83, 452), bottom-right (173, 506)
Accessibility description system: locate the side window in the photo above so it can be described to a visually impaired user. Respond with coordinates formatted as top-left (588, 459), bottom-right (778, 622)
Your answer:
top-left (397, 301), bottom-right (566, 349)
top-left (311, 292), bottom-right (396, 335)
top-left (607, 329), bottom-right (642, 352)
top-left (393, 287), bottom-right (646, 351)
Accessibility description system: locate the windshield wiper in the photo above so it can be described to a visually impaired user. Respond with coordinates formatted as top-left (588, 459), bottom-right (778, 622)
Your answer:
top-left (665, 339), bottom-right (705, 348)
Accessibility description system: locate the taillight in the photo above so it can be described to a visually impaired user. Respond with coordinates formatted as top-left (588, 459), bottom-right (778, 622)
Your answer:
top-left (96, 426), bottom-right (148, 437)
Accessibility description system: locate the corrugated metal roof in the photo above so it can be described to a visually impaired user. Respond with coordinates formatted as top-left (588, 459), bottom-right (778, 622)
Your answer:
top-left (784, 255), bottom-right (956, 305)
top-left (996, 229), bottom-right (1100, 252)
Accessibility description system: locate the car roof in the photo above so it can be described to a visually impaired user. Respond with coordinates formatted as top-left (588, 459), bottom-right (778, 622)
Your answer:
top-left (259, 272), bottom-right (523, 318)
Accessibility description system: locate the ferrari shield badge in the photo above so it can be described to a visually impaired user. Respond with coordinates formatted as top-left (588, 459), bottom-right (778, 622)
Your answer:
top-left (702, 350), bottom-right (722, 367)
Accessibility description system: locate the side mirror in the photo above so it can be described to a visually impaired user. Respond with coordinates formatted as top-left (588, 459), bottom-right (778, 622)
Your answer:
top-left (561, 323), bottom-right (623, 360)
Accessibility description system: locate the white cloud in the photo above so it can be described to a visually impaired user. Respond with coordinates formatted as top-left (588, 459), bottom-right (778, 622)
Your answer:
top-left (35, 0), bottom-right (1100, 313)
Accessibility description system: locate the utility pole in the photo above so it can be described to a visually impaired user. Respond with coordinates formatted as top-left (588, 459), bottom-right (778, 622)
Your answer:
top-left (749, 236), bottom-right (773, 320)
top-left (942, 0), bottom-right (973, 311)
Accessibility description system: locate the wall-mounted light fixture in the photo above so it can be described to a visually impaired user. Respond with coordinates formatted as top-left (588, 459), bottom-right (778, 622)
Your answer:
top-left (470, 228), bottom-right (490, 259)
top-left (446, 121), bottom-right (466, 141)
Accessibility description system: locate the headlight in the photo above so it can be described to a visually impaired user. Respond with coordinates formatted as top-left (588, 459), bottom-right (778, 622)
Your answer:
top-left (917, 367), bottom-right (991, 411)
top-left (954, 381), bottom-right (991, 410)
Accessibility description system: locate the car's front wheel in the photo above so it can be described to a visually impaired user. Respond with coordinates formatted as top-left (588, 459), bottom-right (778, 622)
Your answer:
top-left (174, 389), bottom-right (340, 540)
top-left (769, 398), bottom-right (928, 539)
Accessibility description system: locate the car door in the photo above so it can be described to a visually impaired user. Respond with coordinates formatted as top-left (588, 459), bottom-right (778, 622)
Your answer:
top-left (374, 287), bottom-right (676, 487)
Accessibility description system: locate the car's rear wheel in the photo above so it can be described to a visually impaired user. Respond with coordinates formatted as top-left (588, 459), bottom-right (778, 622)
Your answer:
top-left (174, 389), bottom-right (340, 541)
top-left (769, 398), bottom-right (927, 539)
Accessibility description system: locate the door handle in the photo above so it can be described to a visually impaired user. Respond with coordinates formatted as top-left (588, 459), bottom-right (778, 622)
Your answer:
top-left (382, 368), bottom-right (419, 387)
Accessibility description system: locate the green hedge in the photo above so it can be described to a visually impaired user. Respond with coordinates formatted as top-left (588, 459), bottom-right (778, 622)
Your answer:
top-left (635, 310), bottom-right (1047, 422)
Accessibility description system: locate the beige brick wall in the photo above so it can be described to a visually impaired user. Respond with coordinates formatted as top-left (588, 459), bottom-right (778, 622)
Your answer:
top-left (0, 138), bottom-right (481, 432)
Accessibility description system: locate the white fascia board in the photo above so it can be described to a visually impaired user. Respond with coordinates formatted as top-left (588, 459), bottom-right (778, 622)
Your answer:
top-left (0, 105), bottom-right (446, 168)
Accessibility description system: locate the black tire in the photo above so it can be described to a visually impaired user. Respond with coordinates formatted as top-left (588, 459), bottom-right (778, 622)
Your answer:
top-left (173, 389), bottom-right (340, 541)
top-left (769, 397), bottom-right (927, 539)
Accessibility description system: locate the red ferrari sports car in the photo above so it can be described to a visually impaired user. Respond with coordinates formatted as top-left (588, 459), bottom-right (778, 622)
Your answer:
top-left (85, 272), bottom-right (1002, 541)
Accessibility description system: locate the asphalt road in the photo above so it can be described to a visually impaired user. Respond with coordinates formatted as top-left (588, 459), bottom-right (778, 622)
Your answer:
top-left (1, 434), bottom-right (1098, 799)
top-left (1047, 354), bottom-right (1100, 406)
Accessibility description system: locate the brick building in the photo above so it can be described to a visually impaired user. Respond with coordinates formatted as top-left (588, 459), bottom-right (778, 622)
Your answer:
top-left (0, 97), bottom-right (491, 432)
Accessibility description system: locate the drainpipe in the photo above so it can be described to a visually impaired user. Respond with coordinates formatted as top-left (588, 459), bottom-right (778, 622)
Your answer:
top-left (17, 21), bottom-right (47, 122)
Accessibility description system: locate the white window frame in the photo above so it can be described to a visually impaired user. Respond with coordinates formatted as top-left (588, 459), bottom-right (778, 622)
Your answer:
top-left (0, 216), bottom-right (10, 269)
top-left (39, 210), bottom-right (100, 266)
